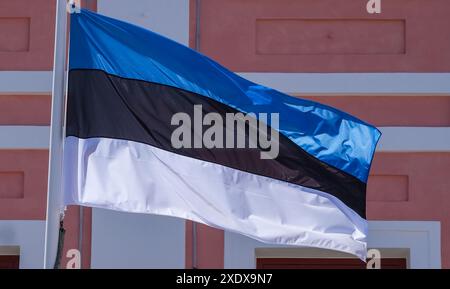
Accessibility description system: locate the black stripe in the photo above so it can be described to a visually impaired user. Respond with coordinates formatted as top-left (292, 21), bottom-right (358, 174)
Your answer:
top-left (67, 69), bottom-right (366, 218)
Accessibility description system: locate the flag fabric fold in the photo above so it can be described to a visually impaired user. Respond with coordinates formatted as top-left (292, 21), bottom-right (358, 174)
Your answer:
top-left (64, 9), bottom-right (381, 259)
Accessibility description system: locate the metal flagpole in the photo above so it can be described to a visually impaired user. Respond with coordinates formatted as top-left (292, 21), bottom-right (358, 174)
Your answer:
top-left (192, 0), bottom-right (201, 270)
top-left (43, 0), bottom-right (70, 269)
top-left (76, 0), bottom-right (84, 267)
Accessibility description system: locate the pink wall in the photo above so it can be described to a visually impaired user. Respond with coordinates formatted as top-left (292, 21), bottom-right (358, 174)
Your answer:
top-left (0, 150), bottom-right (48, 220)
top-left (368, 153), bottom-right (450, 268)
top-left (194, 0), bottom-right (450, 72)
top-left (61, 206), bottom-right (92, 269)
top-left (0, 0), bottom-right (96, 269)
top-left (0, 0), bottom-right (97, 70)
top-left (0, 0), bottom-right (56, 70)
top-left (0, 95), bottom-right (51, 125)
top-left (0, 0), bottom-right (448, 269)
top-left (185, 221), bottom-right (224, 268)
top-left (185, 152), bottom-right (450, 268)
top-left (188, 0), bottom-right (450, 269)
top-left (0, 150), bottom-right (92, 268)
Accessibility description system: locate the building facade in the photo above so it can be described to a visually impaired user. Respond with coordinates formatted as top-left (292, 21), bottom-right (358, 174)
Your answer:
top-left (0, 0), bottom-right (449, 269)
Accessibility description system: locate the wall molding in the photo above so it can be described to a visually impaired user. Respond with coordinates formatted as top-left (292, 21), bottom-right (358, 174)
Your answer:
top-left (0, 126), bottom-right (49, 149)
top-left (377, 127), bottom-right (450, 152)
top-left (91, 208), bottom-right (185, 268)
top-left (1, 72), bottom-right (450, 97)
top-left (0, 126), bottom-right (448, 152)
top-left (224, 221), bottom-right (441, 269)
top-left (0, 220), bottom-right (45, 269)
top-left (0, 71), bottom-right (52, 95)
top-left (239, 73), bottom-right (450, 96)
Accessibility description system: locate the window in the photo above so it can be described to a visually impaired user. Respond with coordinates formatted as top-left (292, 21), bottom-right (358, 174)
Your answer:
top-left (0, 256), bottom-right (19, 269)
top-left (256, 257), bottom-right (407, 269)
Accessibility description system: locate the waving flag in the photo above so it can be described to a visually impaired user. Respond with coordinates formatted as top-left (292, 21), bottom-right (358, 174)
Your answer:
top-left (64, 9), bottom-right (381, 259)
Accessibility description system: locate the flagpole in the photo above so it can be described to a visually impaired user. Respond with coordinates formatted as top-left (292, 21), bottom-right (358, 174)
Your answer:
top-left (192, 0), bottom-right (201, 270)
top-left (44, 0), bottom-right (69, 269)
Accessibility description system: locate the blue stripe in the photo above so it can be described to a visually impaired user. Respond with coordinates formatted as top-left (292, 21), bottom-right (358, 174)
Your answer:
top-left (69, 9), bottom-right (381, 182)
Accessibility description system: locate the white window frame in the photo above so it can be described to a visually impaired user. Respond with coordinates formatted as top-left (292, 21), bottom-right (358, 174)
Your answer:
top-left (224, 221), bottom-right (441, 269)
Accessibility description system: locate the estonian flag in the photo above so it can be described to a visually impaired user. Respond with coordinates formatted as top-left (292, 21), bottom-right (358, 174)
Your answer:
top-left (64, 9), bottom-right (381, 259)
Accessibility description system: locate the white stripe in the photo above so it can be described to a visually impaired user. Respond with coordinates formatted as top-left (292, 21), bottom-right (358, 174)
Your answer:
top-left (63, 136), bottom-right (368, 259)
top-left (238, 73), bottom-right (450, 96)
